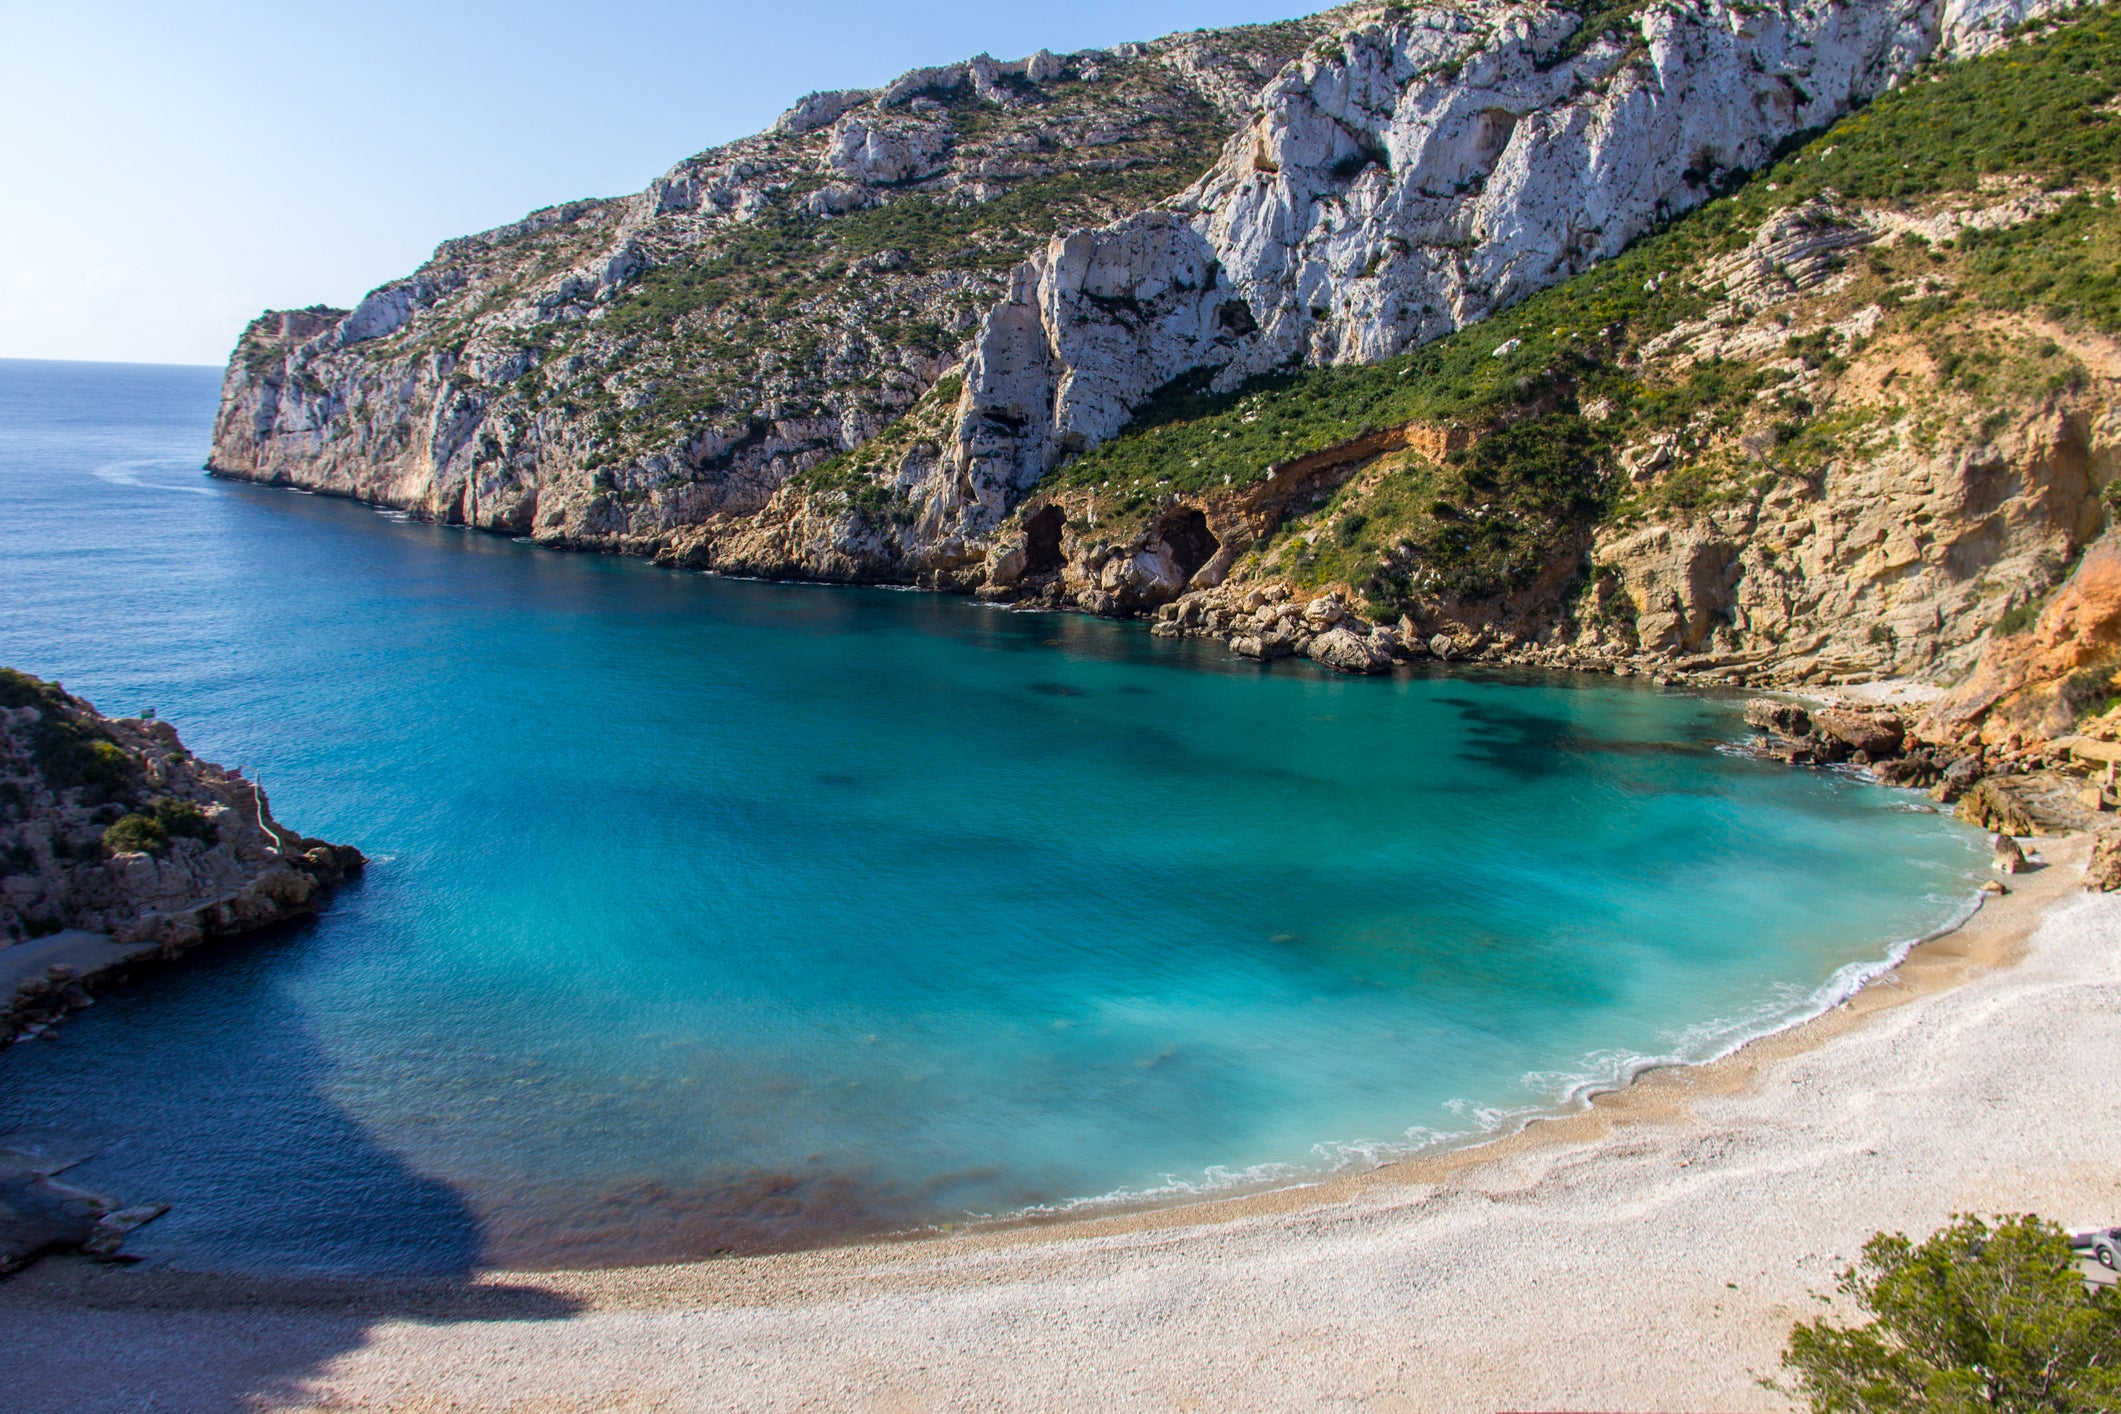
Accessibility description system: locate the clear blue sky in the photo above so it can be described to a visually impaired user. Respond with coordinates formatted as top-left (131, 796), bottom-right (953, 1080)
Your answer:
top-left (1, 0), bottom-right (1320, 367)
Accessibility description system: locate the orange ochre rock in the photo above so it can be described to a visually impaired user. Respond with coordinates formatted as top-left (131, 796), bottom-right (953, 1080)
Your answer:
top-left (1924, 531), bottom-right (2121, 747)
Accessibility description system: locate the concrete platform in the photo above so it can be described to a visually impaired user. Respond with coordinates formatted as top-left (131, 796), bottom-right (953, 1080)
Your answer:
top-left (0, 931), bottom-right (157, 1000)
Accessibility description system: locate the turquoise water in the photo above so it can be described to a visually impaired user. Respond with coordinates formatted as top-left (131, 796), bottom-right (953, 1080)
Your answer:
top-left (0, 358), bottom-right (1983, 1274)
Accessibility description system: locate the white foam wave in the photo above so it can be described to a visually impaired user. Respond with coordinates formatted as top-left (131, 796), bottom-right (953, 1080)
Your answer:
top-left (972, 888), bottom-right (1990, 1230)
top-left (90, 459), bottom-right (216, 495)
top-left (1515, 887), bottom-right (1984, 1114)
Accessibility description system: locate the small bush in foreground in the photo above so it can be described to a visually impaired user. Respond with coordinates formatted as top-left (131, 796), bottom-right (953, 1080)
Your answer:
top-left (1782, 1214), bottom-right (2121, 1413)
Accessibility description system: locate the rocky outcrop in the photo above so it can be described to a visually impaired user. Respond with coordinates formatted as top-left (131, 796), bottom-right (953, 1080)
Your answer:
top-left (0, 1140), bottom-right (168, 1276)
top-left (2086, 824), bottom-right (2121, 889)
top-left (1923, 532), bottom-right (2121, 748)
top-left (1741, 697), bottom-right (1917, 768)
top-left (1954, 772), bottom-right (2100, 835)
top-left (0, 669), bottom-right (362, 1043)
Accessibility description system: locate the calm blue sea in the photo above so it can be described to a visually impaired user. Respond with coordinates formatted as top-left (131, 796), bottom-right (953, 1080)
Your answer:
top-left (0, 357), bottom-right (1984, 1274)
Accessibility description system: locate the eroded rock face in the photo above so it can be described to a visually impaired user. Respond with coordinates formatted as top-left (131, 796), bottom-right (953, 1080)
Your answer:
top-left (824, 114), bottom-right (954, 185)
top-left (920, 0), bottom-right (2089, 541)
top-left (1954, 771), bottom-right (2098, 835)
top-left (1926, 531), bottom-right (2121, 746)
top-left (0, 669), bottom-right (361, 1012)
top-left (207, 22), bottom-right (1327, 555)
top-left (211, 0), bottom-right (2087, 574)
top-left (2086, 824), bottom-right (2121, 890)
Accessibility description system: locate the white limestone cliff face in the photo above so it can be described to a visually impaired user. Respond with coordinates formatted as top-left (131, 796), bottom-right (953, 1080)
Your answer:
top-left (209, 20), bottom-right (1324, 548)
top-left (212, 0), bottom-right (2093, 629)
top-left (916, 0), bottom-right (2089, 547)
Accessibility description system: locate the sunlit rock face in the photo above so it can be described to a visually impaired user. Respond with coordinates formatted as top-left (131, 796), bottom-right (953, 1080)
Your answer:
top-left (212, 0), bottom-right (2085, 574)
top-left (926, 0), bottom-right (2085, 542)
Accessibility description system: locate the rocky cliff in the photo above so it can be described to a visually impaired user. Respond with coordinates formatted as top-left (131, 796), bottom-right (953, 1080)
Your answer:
top-left (208, 15), bottom-right (1330, 551)
top-left (214, 1), bottom-right (2074, 560)
top-left (1, 669), bottom-right (362, 1042)
top-left (213, 0), bottom-right (2121, 749)
top-left (969, 1), bottom-right (2121, 713)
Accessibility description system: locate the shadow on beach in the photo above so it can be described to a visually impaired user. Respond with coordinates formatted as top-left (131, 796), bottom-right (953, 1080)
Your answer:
top-left (0, 912), bottom-right (584, 1412)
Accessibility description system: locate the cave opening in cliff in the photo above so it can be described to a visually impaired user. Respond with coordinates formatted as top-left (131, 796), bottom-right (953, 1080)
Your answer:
top-left (1158, 508), bottom-right (1219, 584)
top-left (1024, 503), bottom-right (1065, 575)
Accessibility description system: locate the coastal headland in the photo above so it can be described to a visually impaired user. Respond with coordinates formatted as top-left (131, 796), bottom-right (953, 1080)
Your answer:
top-left (0, 818), bottom-right (2113, 1410)
top-left (1, 668), bottom-right (364, 1041)
top-left (206, 2), bottom-right (2121, 705)
top-left (0, 668), bottom-right (361, 1272)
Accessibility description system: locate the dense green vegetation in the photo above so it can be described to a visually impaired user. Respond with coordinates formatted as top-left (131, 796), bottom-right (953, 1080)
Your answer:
top-left (1276, 412), bottom-right (1611, 608)
top-left (101, 798), bottom-right (213, 857)
top-left (1032, 4), bottom-right (2121, 610)
top-left (1955, 194), bottom-right (2121, 335)
top-left (0, 669), bottom-right (134, 800)
top-left (1782, 1215), bottom-right (2120, 1413)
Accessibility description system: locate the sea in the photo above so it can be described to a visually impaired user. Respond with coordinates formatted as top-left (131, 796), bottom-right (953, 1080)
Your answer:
top-left (0, 357), bottom-right (1986, 1274)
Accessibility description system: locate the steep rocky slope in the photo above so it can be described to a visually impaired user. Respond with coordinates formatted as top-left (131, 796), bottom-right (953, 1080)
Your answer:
top-left (973, 3), bottom-right (2121, 715)
top-left (1, 669), bottom-right (362, 1041)
top-left (214, 0), bottom-right (2074, 567)
top-left (213, 0), bottom-right (2121, 756)
top-left (208, 15), bottom-right (1332, 549)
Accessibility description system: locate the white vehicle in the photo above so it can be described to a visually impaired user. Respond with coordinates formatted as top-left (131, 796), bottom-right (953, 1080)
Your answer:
top-left (2070, 1226), bottom-right (2120, 1269)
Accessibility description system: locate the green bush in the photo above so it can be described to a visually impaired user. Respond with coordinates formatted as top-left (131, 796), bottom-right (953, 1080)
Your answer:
top-left (0, 667), bottom-right (66, 712)
top-left (1996, 601), bottom-right (2040, 636)
top-left (101, 797), bottom-right (214, 857)
top-left (0, 669), bottom-right (139, 800)
top-left (1783, 1214), bottom-right (2121, 1413)
top-left (101, 813), bottom-right (167, 855)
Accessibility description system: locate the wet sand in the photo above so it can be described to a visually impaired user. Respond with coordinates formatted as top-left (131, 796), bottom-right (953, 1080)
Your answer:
top-left (4, 836), bottom-right (2117, 1412)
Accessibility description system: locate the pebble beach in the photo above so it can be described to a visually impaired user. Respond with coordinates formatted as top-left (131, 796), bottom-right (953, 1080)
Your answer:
top-left (5, 836), bottom-right (2115, 1412)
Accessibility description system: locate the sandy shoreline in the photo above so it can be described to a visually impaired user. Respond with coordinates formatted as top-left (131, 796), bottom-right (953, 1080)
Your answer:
top-left (4, 834), bottom-right (2118, 1411)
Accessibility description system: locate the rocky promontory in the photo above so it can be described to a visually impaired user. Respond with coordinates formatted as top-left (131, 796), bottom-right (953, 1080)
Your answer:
top-left (0, 668), bottom-right (362, 1045)
top-left (210, 1), bottom-right (2084, 570)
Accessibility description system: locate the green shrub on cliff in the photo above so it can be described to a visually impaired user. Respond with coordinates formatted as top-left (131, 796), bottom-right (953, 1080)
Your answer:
top-left (102, 798), bottom-right (213, 857)
top-left (0, 667), bottom-right (67, 713)
top-left (1, 670), bottom-right (137, 800)
top-left (1268, 411), bottom-right (1614, 612)
top-left (1782, 1214), bottom-right (2121, 1413)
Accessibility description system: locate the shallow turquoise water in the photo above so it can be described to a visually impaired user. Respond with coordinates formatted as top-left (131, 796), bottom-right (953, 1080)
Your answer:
top-left (0, 358), bottom-right (1983, 1273)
